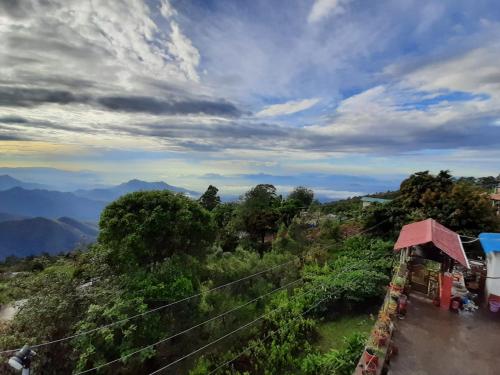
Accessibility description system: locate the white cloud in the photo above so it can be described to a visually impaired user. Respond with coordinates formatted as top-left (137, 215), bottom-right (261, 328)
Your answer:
top-left (160, 0), bottom-right (176, 19)
top-left (167, 21), bottom-right (201, 82)
top-left (256, 98), bottom-right (321, 117)
top-left (308, 0), bottom-right (351, 24)
top-left (0, 0), bottom-right (201, 95)
top-left (402, 43), bottom-right (500, 97)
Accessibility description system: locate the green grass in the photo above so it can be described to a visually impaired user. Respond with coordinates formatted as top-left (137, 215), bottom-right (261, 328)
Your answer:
top-left (315, 314), bottom-right (374, 352)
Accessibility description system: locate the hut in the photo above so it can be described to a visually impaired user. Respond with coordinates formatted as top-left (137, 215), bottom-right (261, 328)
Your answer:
top-left (394, 219), bottom-right (470, 309)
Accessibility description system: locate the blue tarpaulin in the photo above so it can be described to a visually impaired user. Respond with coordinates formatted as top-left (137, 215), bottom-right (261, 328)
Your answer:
top-left (479, 233), bottom-right (500, 254)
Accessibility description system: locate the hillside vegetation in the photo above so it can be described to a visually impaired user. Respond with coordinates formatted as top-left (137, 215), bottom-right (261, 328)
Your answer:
top-left (0, 171), bottom-right (498, 374)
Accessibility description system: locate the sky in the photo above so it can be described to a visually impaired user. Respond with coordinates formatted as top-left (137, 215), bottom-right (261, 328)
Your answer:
top-left (0, 0), bottom-right (500, 197)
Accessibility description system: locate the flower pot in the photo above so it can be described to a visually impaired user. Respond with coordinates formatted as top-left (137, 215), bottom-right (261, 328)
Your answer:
top-left (390, 282), bottom-right (404, 293)
top-left (376, 335), bottom-right (387, 346)
top-left (363, 348), bottom-right (379, 367)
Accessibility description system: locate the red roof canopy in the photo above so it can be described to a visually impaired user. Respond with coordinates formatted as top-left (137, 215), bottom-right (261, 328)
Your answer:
top-left (394, 218), bottom-right (470, 268)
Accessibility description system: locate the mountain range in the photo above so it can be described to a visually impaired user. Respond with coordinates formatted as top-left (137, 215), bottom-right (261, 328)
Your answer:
top-left (0, 217), bottom-right (98, 260)
top-left (0, 178), bottom-right (201, 221)
top-left (0, 174), bottom-right (49, 191)
top-left (74, 179), bottom-right (198, 202)
top-left (0, 175), bottom-right (201, 259)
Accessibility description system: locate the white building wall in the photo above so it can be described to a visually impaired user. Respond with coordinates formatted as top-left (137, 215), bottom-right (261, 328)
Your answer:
top-left (486, 253), bottom-right (500, 298)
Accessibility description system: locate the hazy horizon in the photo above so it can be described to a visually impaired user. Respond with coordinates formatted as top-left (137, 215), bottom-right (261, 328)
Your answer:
top-left (1, 0), bottom-right (500, 193)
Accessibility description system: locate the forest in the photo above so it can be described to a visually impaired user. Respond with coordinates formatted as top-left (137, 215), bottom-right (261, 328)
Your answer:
top-left (0, 171), bottom-right (498, 375)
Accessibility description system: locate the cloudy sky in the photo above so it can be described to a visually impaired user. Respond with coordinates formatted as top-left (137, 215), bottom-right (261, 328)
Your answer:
top-left (1, 0), bottom-right (499, 197)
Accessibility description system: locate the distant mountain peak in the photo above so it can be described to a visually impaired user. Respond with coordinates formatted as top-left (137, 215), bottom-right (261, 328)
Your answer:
top-left (73, 179), bottom-right (200, 202)
top-left (0, 174), bottom-right (21, 183)
top-left (0, 174), bottom-right (48, 191)
top-left (119, 179), bottom-right (168, 188)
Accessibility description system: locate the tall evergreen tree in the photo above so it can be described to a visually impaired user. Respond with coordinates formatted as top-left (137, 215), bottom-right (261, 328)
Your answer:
top-left (199, 185), bottom-right (221, 211)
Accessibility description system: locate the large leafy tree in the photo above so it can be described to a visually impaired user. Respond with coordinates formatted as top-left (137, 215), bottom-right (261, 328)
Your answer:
top-left (421, 182), bottom-right (499, 234)
top-left (237, 184), bottom-right (281, 249)
top-left (288, 186), bottom-right (314, 208)
top-left (212, 202), bottom-right (240, 252)
top-left (99, 190), bottom-right (216, 271)
top-left (399, 170), bottom-right (453, 209)
top-left (375, 170), bottom-right (499, 235)
top-left (198, 185), bottom-right (221, 211)
top-left (281, 187), bottom-right (315, 226)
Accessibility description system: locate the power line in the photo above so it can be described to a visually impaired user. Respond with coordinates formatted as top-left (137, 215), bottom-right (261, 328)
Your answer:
top-left (147, 294), bottom-right (331, 375)
top-left (75, 218), bottom-right (387, 373)
top-left (1, 216), bottom-right (387, 363)
top-left (207, 294), bottom-right (330, 374)
top-left (0, 258), bottom-right (298, 356)
top-left (74, 277), bottom-right (302, 374)
top-left (354, 218), bottom-right (390, 236)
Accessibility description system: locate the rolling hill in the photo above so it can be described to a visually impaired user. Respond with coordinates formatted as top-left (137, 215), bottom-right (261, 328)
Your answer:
top-left (0, 217), bottom-right (98, 260)
top-left (0, 179), bottom-right (200, 258)
top-left (0, 187), bottom-right (106, 222)
top-left (0, 212), bottom-right (29, 222)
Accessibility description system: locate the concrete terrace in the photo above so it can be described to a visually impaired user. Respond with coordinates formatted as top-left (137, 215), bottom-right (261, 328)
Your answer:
top-left (389, 294), bottom-right (500, 375)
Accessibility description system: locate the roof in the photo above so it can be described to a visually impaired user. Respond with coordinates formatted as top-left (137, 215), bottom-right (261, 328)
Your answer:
top-left (479, 233), bottom-right (500, 254)
top-left (361, 197), bottom-right (392, 203)
top-left (490, 193), bottom-right (500, 201)
top-left (394, 218), bottom-right (470, 268)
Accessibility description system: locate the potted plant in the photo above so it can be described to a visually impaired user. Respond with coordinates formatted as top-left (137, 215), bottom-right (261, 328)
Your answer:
top-left (378, 310), bottom-right (391, 324)
top-left (387, 300), bottom-right (398, 316)
top-left (390, 276), bottom-right (405, 292)
top-left (390, 289), bottom-right (401, 300)
top-left (372, 328), bottom-right (389, 346)
top-left (363, 346), bottom-right (379, 368)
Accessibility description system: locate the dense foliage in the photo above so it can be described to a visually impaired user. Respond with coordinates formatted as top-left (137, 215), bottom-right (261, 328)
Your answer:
top-left (364, 170), bottom-right (500, 237)
top-left (1, 170), bottom-right (497, 374)
top-left (99, 190), bottom-right (216, 271)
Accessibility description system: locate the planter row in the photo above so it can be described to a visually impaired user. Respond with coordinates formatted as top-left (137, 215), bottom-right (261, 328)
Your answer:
top-left (353, 263), bottom-right (409, 375)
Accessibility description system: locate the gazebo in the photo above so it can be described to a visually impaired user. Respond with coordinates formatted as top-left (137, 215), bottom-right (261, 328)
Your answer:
top-left (394, 218), bottom-right (470, 309)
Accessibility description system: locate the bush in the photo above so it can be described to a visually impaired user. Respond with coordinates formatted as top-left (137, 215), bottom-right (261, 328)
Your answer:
top-left (301, 332), bottom-right (367, 375)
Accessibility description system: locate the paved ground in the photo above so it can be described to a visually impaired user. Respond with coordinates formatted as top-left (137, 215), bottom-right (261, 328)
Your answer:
top-left (389, 294), bottom-right (500, 375)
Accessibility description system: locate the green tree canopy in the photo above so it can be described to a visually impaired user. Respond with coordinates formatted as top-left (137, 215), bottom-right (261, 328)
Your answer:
top-left (288, 186), bottom-right (314, 208)
top-left (371, 170), bottom-right (500, 235)
top-left (280, 187), bottom-right (315, 226)
top-left (399, 170), bottom-right (453, 209)
top-left (212, 202), bottom-right (239, 252)
top-left (198, 184), bottom-right (221, 211)
top-left (99, 190), bottom-right (215, 271)
top-left (237, 184), bottom-right (281, 248)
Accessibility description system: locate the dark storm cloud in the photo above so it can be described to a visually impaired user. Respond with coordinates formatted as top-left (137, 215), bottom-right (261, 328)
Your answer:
top-left (299, 116), bottom-right (500, 154)
top-left (0, 133), bottom-right (25, 140)
top-left (97, 96), bottom-right (242, 117)
top-left (0, 0), bottom-right (31, 18)
top-left (0, 87), bottom-right (88, 107)
top-left (0, 86), bottom-right (243, 117)
top-left (0, 116), bottom-right (29, 124)
top-left (114, 120), bottom-right (288, 141)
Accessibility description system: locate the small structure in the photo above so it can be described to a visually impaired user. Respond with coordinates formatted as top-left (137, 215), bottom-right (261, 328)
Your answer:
top-left (490, 186), bottom-right (500, 216)
top-left (361, 197), bottom-right (392, 208)
top-left (394, 218), bottom-right (470, 309)
top-left (478, 233), bottom-right (500, 308)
